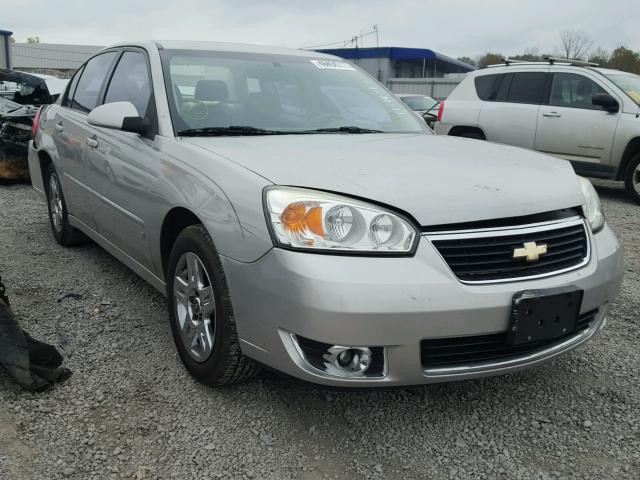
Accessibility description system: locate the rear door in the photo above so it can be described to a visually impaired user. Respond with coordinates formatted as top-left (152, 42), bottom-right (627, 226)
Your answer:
top-left (478, 70), bottom-right (549, 149)
top-left (535, 71), bottom-right (621, 174)
top-left (84, 49), bottom-right (161, 268)
top-left (52, 51), bottom-right (119, 228)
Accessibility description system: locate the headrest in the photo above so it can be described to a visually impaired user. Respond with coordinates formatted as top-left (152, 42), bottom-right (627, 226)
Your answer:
top-left (195, 80), bottom-right (229, 102)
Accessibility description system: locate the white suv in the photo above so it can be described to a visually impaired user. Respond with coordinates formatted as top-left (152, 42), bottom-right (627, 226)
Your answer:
top-left (435, 59), bottom-right (640, 204)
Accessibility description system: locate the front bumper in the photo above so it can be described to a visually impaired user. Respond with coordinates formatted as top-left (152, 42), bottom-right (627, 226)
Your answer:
top-left (222, 224), bottom-right (623, 386)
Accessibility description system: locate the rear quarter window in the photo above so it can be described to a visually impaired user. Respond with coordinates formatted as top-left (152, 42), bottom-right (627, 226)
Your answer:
top-left (62, 66), bottom-right (83, 107)
top-left (474, 74), bottom-right (510, 101)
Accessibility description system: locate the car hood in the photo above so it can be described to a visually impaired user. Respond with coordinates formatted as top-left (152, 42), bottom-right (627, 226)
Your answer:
top-left (185, 134), bottom-right (584, 227)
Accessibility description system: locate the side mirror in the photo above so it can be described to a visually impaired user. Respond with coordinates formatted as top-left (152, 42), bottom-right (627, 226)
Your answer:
top-left (592, 93), bottom-right (619, 113)
top-left (87, 101), bottom-right (147, 134)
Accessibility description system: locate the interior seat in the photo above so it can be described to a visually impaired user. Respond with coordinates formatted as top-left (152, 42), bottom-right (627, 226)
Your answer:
top-left (180, 79), bottom-right (231, 128)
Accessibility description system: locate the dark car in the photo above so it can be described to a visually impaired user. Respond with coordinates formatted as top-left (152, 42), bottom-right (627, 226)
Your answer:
top-left (0, 69), bottom-right (68, 180)
top-left (397, 94), bottom-right (440, 129)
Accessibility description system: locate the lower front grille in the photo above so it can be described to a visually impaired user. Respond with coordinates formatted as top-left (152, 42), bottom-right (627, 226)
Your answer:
top-left (420, 309), bottom-right (598, 369)
top-left (428, 217), bottom-right (589, 283)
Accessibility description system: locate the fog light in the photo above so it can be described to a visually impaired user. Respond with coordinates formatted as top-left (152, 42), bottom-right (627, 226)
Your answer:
top-left (323, 346), bottom-right (372, 376)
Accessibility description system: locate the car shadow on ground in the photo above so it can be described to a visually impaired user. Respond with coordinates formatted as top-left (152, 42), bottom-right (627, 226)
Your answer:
top-left (592, 181), bottom-right (636, 206)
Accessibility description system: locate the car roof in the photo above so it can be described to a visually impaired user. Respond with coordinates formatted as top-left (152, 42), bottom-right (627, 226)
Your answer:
top-left (477, 63), bottom-right (629, 77)
top-left (102, 40), bottom-right (336, 59)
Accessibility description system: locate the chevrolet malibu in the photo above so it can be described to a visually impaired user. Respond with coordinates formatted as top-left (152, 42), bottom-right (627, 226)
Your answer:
top-left (28, 41), bottom-right (624, 387)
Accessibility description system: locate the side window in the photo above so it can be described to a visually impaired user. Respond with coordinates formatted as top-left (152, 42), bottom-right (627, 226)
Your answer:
top-left (507, 72), bottom-right (548, 104)
top-left (104, 51), bottom-right (153, 117)
top-left (72, 52), bottom-right (118, 113)
top-left (62, 66), bottom-right (83, 107)
top-left (474, 74), bottom-right (511, 102)
top-left (475, 74), bottom-right (499, 100)
top-left (549, 73), bottom-right (607, 110)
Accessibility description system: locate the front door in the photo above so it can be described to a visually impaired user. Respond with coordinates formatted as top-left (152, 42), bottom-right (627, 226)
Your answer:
top-left (535, 72), bottom-right (620, 174)
top-left (84, 50), bottom-right (160, 269)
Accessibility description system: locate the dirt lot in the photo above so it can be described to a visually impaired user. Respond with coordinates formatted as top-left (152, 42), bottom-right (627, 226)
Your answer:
top-left (0, 180), bottom-right (638, 480)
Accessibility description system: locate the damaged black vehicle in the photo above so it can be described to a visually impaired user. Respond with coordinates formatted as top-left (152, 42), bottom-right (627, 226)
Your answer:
top-left (0, 69), bottom-right (68, 180)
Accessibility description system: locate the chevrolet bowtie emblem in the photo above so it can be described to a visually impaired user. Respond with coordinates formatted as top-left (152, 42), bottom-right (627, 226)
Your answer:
top-left (513, 241), bottom-right (548, 262)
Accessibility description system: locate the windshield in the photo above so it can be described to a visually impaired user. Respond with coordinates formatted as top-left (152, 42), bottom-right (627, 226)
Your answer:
top-left (160, 50), bottom-right (427, 135)
top-left (605, 72), bottom-right (640, 105)
top-left (400, 95), bottom-right (438, 111)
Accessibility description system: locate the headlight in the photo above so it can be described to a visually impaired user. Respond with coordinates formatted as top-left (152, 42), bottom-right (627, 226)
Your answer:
top-left (578, 177), bottom-right (604, 232)
top-left (264, 187), bottom-right (418, 254)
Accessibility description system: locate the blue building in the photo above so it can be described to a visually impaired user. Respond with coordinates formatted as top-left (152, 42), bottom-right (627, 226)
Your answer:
top-left (315, 46), bottom-right (475, 84)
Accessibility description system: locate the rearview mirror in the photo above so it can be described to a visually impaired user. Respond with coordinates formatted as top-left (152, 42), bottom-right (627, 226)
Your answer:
top-left (87, 101), bottom-right (147, 135)
top-left (591, 93), bottom-right (619, 113)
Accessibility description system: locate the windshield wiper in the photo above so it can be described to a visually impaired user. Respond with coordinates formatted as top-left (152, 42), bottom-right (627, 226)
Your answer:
top-left (177, 126), bottom-right (290, 137)
top-left (301, 126), bottom-right (384, 134)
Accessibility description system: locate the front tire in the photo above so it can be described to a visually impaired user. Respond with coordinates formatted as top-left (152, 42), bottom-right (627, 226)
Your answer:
top-left (45, 163), bottom-right (86, 246)
top-left (166, 225), bottom-right (259, 386)
top-left (624, 153), bottom-right (640, 205)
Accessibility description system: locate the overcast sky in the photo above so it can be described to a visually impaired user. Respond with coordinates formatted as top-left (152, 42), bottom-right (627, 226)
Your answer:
top-left (2, 0), bottom-right (638, 58)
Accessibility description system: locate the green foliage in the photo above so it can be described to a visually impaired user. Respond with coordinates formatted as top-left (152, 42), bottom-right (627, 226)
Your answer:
top-left (476, 53), bottom-right (504, 68)
top-left (607, 46), bottom-right (640, 74)
top-left (457, 56), bottom-right (476, 67)
top-left (466, 43), bottom-right (640, 74)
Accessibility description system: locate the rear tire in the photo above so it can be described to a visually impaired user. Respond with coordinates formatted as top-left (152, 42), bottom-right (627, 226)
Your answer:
top-left (166, 224), bottom-right (259, 386)
top-left (45, 163), bottom-right (86, 246)
top-left (623, 153), bottom-right (640, 205)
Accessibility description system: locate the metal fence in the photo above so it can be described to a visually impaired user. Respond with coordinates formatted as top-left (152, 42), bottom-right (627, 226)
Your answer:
top-left (387, 77), bottom-right (464, 100)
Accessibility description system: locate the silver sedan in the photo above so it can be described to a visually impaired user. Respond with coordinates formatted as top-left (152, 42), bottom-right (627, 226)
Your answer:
top-left (29, 41), bottom-right (623, 387)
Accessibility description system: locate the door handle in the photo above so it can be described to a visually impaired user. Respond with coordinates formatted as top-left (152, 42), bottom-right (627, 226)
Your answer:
top-left (86, 137), bottom-right (99, 148)
top-left (542, 112), bottom-right (562, 118)
top-left (55, 123), bottom-right (64, 133)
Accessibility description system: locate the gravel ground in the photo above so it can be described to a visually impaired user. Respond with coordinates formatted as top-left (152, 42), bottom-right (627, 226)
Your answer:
top-left (0, 180), bottom-right (638, 480)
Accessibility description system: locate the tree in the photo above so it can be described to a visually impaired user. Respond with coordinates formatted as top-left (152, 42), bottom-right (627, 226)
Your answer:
top-left (559, 30), bottom-right (592, 60)
top-left (457, 56), bottom-right (476, 67)
top-left (607, 46), bottom-right (640, 74)
top-left (26, 36), bottom-right (41, 44)
top-left (588, 47), bottom-right (610, 67)
top-left (476, 53), bottom-right (503, 68)
top-left (511, 47), bottom-right (545, 62)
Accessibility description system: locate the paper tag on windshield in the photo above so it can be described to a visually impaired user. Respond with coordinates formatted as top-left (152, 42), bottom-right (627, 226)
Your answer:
top-left (310, 59), bottom-right (356, 71)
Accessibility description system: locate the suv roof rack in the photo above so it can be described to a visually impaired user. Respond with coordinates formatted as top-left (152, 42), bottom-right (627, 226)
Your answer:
top-left (485, 56), bottom-right (599, 69)
top-left (543, 56), bottom-right (599, 67)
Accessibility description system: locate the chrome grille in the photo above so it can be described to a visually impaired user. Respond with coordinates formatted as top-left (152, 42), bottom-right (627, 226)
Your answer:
top-left (428, 217), bottom-right (589, 283)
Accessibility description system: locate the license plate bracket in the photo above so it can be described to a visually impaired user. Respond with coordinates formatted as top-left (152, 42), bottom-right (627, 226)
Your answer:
top-left (507, 288), bottom-right (583, 346)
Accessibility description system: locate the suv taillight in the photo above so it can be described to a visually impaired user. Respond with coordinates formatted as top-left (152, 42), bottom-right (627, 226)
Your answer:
top-left (437, 101), bottom-right (445, 122)
top-left (31, 106), bottom-right (42, 138)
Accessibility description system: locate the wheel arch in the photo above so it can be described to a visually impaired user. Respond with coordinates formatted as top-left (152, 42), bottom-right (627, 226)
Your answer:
top-left (617, 136), bottom-right (640, 181)
top-left (37, 150), bottom-right (53, 192)
top-left (448, 125), bottom-right (486, 139)
top-left (160, 207), bottom-right (204, 277)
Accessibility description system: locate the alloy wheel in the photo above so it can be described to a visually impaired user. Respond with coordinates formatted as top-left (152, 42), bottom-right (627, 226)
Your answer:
top-left (48, 174), bottom-right (63, 233)
top-left (173, 252), bottom-right (216, 363)
top-left (634, 164), bottom-right (640, 195)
